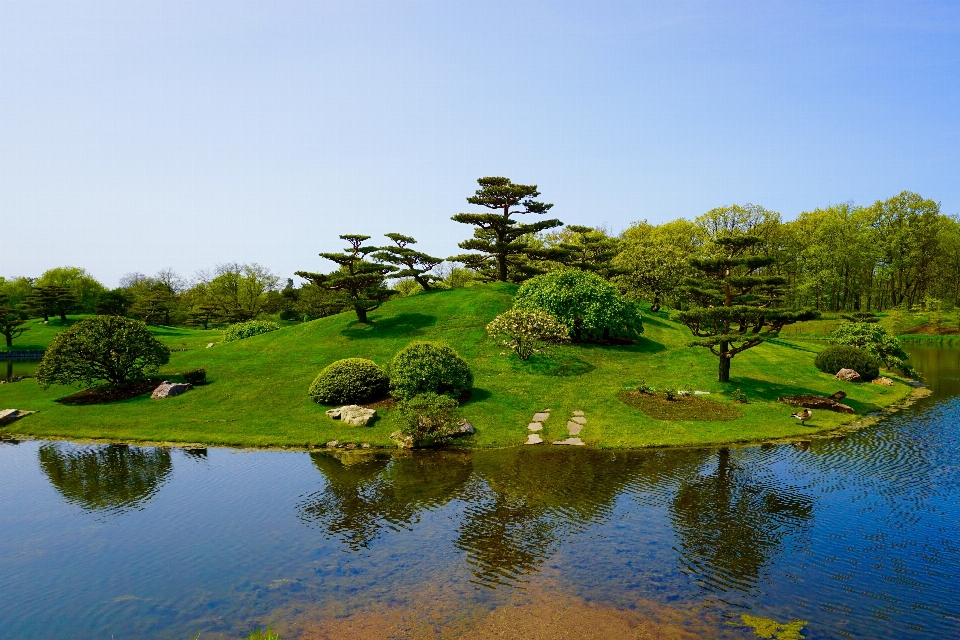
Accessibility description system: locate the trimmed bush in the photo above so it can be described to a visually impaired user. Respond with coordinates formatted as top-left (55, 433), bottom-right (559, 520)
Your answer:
top-left (223, 320), bottom-right (281, 342)
top-left (309, 358), bottom-right (389, 405)
top-left (390, 340), bottom-right (473, 401)
top-left (182, 368), bottom-right (207, 385)
top-left (814, 345), bottom-right (880, 381)
top-left (396, 392), bottom-right (461, 447)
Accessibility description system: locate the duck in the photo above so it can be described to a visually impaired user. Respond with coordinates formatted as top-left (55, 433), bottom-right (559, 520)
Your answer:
top-left (791, 409), bottom-right (812, 425)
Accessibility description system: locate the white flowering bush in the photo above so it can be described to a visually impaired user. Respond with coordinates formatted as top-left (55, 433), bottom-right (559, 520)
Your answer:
top-left (486, 308), bottom-right (570, 360)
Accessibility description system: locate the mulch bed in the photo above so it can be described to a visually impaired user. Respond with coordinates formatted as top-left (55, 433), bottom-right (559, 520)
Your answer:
top-left (361, 396), bottom-right (398, 409)
top-left (617, 390), bottom-right (744, 422)
top-left (56, 378), bottom-right (165, 405)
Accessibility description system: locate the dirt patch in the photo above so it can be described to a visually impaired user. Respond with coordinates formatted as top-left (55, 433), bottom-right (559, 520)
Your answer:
top-left (617, 390), bottom-right (743, 422)
top-left (903, 322), bottom-right (959, 335)
top-left (55, 378), bottom-right (164, 405)
top-left (778, 394), bottom-right (856, 414)
top-left (359, 395), bottom-right (397, 410)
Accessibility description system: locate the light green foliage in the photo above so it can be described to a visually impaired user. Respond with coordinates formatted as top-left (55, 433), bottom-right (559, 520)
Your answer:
top-left (814, 345), bottom-right (880, 380)
top-left (396, 392), bottom-right (461, 446)
top-left (391, 278), bottom-right (424, 297)
top-left (309, 358), bottom-right (389, 405)
top-left (193, 263), bottom-right (279, 322)
top-left (615, 219), bottom-right (704, 311)
top-left (514, 270), bottom-right (643, 341)
top-left (487, 307), bottom-right (570, 360)
top-left (36, 266), bottom-right (106, 313)
top-left (245, 628), bottom-right (281, 640)
top-left (831, 322), bottom-right (912, 375)
top-left (223, 320), bottom-right (281, 342)
top-left (442, 267), bottom-right (482, 288)
top-left (36, 316), bottom-right (170, 387)
top-left (735, 614), bottom-right (807, 640)
top-left (389, 340), bottom-right (472, 400)
top-left (730, 388), bottom-right (748, 403)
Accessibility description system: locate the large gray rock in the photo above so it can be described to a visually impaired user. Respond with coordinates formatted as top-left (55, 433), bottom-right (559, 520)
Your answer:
top-left (390, 430), bottom-right (414, 449)
top-left (451, 420), bottom-right (475, 436)
top-left (326, 405), bottom-right (377, 426)
top-left (0, 409), bottom-right (20, 425)
top-left (151, 381), bottom-right (193, 399)
top-left (835, 368), bottom-right (862, 382)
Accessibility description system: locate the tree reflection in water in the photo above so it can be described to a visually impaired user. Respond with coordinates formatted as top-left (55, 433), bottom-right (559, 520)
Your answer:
top-left (298, 451), bottom-right (473, 549)
top-left (670, 448), bottom-right (813, 594)
top-left (38, 443), bottom-right (172, 514)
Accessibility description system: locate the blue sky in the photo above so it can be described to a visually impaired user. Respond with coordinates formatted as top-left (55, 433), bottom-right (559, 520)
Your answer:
top-left (1, 0), bottom-right (958, 286)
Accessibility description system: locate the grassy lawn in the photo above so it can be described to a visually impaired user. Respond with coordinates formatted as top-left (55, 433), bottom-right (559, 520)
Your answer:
top-left (0, 283), bottom-right (913, 449)
top-left (1, 316), bottom-right (224, 352)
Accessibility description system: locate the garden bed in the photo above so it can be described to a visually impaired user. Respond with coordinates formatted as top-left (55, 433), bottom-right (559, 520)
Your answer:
top-left (616, 390), bottom-right (744, 422)
top-left (55, 378), bottom-right (165, 405)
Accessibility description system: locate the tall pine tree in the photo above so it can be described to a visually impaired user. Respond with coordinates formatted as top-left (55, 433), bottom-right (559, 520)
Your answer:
top-left (449, 177), bottom-right (563, 282)
top-left (372, 234), bottom-right (442, 290)
top-left (296, 235), bottom-right (397, 323)
top-left (676, 236), bottom-right (818, 382)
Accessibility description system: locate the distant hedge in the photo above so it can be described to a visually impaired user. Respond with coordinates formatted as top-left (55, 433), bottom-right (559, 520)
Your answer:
top-left (814, 345), bottom-right (880, 381)
top-left (389, 341), bottom-right (472, 401)
top-left (309, 358), bottom-right (389, 405)
top-left (223, 320), bottom-right (281, 342)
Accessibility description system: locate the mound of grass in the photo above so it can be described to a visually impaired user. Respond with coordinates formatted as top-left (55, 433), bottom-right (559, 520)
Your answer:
top-left (0, 284), bottom-right (913, 449)
top-left (617, 390), bottom-right (744, 422)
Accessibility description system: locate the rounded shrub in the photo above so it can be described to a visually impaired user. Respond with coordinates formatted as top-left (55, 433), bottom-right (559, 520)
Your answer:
top-left (309, 358), bottom-right (389, 405)
top-left (223, 320), bottom-right (281, 342)
top-left (814, 345), bottom-right (880, 381)
top-left (389, 340), bottom-right (473, 401)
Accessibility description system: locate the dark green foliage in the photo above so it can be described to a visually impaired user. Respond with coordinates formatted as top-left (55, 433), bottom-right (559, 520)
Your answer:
top-left (0, 293), bottom-right (29, 348)
top-left (373, 233), bottom-right (443, 290)
top-left (36, 316), bottom-right (170, 387)
top-left (389, 340), bottom-right (473, 400)
top-left (449, 176), bottom-right (563, 282)
top-left (396, 392), bottom-right (461, 447)
top-left (814, 345), bottom-right (881, 381)
top-left (514, 270), bottom-right (643, 341)
top-left (186, 303), bottom-right (222, 329)
top-left (309, 358), bottom-right (389, 405)
top-left (297, 235), bottom-right (398, 323)
top-left (554, 225), bottom-right (622, 277)
top-left (675, 235), bottom-right (818, 382)
top-left (129, 285), bottom-right (175, 325)
top-left (730, 388), bottom-right (749, 403)
top-left (182, 368), bottom-right (207, 385)
top-left (223, 320), bottom-right (281, 342)
top-left (27, 284), bottom-right (78, 322)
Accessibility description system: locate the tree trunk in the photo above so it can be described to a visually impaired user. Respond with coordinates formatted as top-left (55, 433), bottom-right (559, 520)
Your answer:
top-left (60, 312), bottom-right (67, 322)
top-left (5, 333), bottom-right (11, 348)
top-left (355, 306), bottom-right (368, 323)
top-left (415, 276), bottom-right (432, 291)
top-left (718, 341), bottom-right (731, 382)
top-left (496, 254), bottom-right (508, 282)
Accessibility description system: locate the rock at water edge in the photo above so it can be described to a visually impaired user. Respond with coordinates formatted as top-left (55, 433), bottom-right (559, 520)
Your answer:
top-left (552, 437), bottom-right (585, 446)
top-left (872, 377), bottom-right (894, 386)
top-left (451, 420), bottom-right (475, 436)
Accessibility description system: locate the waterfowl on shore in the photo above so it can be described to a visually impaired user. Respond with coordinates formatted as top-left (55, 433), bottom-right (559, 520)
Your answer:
top-left (791, 409), bottom-right (813, 425)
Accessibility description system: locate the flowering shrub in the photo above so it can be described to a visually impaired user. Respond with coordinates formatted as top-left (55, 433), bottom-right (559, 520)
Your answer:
top-left (223, 320), bottom-right (281, 342)
top-left (486, 308), bottom-right (570, 360)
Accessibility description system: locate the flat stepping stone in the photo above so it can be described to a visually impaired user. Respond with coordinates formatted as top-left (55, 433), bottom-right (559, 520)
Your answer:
top-left (525, 434), bottom-right (543, 445)
top-left (567, 423), bottom-right (583, 436)
top-left (552, 437), bottom-right (584, 446)
top-left (528, 422), bottom-right (543, 432)
top-left (569, 416), bottom-right (587, 424)
top-left (572, 410), bottom-right (585, 416)
top-left (531, 412), bottom-right (550, 422)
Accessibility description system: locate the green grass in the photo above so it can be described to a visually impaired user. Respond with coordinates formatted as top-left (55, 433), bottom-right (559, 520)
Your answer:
top-left (0, 284), bottom-right (913, 449)
top-left (1, 315), bottom-right (224, 352)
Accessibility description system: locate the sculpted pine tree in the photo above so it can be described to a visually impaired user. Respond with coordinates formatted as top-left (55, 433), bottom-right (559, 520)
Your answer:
top-left (27, 285), bottom-right (78, 322)
top-left (0, 293), bottom-right (30, 348)
top-left (555, 225), bottom-right (622, 278)
top-left (449, 177), bottom-right (563, 282)
top-left (296, 235), bottom-right (398, 323)
top-left (372, 234), bottom-right (442, 290)
top-left (676, 236), bottom-right (818, 382)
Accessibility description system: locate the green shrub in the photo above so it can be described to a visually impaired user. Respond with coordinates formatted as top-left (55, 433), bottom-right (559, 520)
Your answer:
top-left (730, 388), bottom-right (749, 403)
top-left (486, 308), bottom-right (570, 360)
top-left (396, 392), bottom-right (461, 447)
top-left (814, 345), bottom-right (881, 381)
top-left (182, 368), bottom-right (207, 385)
top-left (662, 387), bottom-right (678, 401)
top-left (389, 340), bottom-right (472, 400)
top-left (309, 358), bottom-right (389, 405)
top-left (223, 320), bottom-right (281, 342)
top-left (831, 322), bottom-right (912, 375)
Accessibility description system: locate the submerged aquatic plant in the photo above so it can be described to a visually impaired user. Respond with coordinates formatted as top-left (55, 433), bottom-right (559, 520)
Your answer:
top-left (733, 614), bottom-right (807, 640)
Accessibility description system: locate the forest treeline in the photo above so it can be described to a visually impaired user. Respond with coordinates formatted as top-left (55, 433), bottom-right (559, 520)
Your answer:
top-left (1, 189), bottom-right (957, 334)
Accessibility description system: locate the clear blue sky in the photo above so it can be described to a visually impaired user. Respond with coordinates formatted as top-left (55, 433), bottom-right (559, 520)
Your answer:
top-left (2, 0), bottom-right (958, 286)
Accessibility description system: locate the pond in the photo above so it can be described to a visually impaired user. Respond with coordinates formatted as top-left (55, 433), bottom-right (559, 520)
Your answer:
top-left (1, 358), bottom-right (38, 382)
top-left (1, 347), bottom-right (958, 639)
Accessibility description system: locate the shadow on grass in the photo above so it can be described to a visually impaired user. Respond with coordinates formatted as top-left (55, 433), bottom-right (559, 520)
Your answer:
top-left (574, 338), bottom-right (667, 354)
top-left (462, 387), bottom-right (492, 405)
top-left (766, 339), bottom-right (819, 353)
top-left (731, 377), bottom-right (882, 414)
top-left (511, 355), bottom-right (596, 377)
top-left (341, 313), bottom-right (437, 339)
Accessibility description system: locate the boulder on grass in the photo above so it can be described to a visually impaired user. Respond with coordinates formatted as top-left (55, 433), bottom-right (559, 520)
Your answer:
top-left (326, 405), bottom-right (377, 426)
top-left (151, 381), bottom-right (193, 399)
top-left (451, 420), bottom-right (475, 436)
top-left (835, 368), bottom-right (862, 382)
top-left (873, 377), bottom-right (894, 386)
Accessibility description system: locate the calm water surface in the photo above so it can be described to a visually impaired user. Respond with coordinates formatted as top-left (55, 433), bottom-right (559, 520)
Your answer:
top-left (1, 347), bottom-right (959, 639)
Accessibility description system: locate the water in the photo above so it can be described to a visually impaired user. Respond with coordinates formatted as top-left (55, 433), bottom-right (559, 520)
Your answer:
top-left (1, 347), bottom-right (958, 639)
top-left (1, 359), bottom-right (38, 382)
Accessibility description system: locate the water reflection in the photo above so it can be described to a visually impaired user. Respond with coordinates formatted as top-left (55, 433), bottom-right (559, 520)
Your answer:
top-left (38, 443), bottom-right (172, 514)
top-left (670, 448), bottom-right (813, 594)
top-left (298, 451), bottom-right (472, 549)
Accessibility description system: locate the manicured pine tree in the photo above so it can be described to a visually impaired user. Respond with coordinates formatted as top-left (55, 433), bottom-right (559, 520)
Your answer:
top-left (27, 285), bottom-right (78, 322)
top-left (0, 293), bottom-right (30, 348)
top-left (676, 236), bottom-right (818, 382)
top-left (187, 303), bottom-right (222, 330)
top-left (372, 233), bottom-right (443, 290)
top-left (556, 225), bottom-right (623, 278)
top-left (296, 235), bottom-right (398, 323)
top-left (449, 177), bottom-right (563, 282)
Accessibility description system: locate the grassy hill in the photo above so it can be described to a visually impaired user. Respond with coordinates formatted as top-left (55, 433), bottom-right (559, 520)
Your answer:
top-left (0, 283), bottom-right (913, 449)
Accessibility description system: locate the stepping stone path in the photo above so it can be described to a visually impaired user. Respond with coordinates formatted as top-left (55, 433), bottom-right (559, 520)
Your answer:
top-left (553, 409), bottom-right (587, 445)
top-left (525, 434), bottom-right (543, 445)
top-left (525, 409), bottom-right (551, 444)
